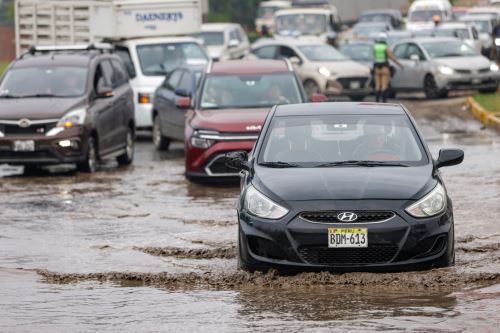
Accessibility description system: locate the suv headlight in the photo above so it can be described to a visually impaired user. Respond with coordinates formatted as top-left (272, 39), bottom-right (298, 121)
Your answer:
top-left (438, 65), bottom-right (454, 75)
top-left (190, 130), bottom-right (217, 149)
top-left (490, 63), bottom-right (499, 72)
top-left (406, 183), bottom-right (447, 218)
top-left (46, 108), bottom-right (86, 136)
top-left (318, 66), bottom-right (333, 77)
top-left (245, 186), bottom-right (289, 220)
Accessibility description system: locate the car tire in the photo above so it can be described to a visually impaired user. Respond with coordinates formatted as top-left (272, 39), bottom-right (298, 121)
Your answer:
top-left (303, 79), bottom-right (320, 98)
top-left (153, 115), bottom-right (170, 151)
top-left (478, 87), bottom-right (499, 94)
top-left (350, 95), bottom-right (365, 102)
top-left (117, 127), bottom-right (134, 166)
top-left (424, 74), bottom-right (443, 99)
top-left (77, 136), bottom-right (97, 173)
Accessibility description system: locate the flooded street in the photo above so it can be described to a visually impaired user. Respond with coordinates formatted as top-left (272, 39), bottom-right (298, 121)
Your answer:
top-left (1, 98), bottom-right (499, 332)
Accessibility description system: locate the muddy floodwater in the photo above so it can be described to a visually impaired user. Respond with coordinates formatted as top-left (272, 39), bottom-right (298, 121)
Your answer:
top-left (1, 99), bottom-right (499, 332)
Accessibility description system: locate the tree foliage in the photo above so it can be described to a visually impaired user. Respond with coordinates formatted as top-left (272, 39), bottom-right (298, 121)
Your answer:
top-left (209, 0), bottom-right (262, 29)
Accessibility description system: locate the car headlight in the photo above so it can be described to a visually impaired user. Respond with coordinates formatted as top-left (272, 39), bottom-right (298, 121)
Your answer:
top-left (495, 38), bottom-right (500, 47)
top-left (190, 130), bottom-right (216, 149)
top-left (490, 63), bottom-right (499, 72)
top-left (318, 66), bottom-right (332, 77)
top-left (438, 65), bottom-right (454, 75)
top-left (245, 186), bottom-right (289, 220)
top-left (406, 183), bottom-right (447, 218)
top-left (46, 108), bottom-right (86, 136)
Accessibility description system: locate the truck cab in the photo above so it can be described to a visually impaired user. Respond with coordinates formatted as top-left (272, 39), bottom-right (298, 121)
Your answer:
top-left (255, 1), bottom-right (292, 35)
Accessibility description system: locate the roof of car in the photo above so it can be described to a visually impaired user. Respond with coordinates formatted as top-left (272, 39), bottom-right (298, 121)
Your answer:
top-left (253, 38), bottom-right (327, 48)
top-left (275, 8), bottom-right (331, 15)
top-left (209, 59), bottom-right (291, 75)
top-left (13, 54), bottom-right (92, 68)
top-left (274, 102), bottom-right (405, 117)
top-left (201, 23), bottom-right (240, 31)
top-left (360, 9), bottom-right (401, 15)
top-left (437, 22), bottom-right (470, 28)
top-left (396, 37), bottom-right (460, 44)
top-left (119, 36), bottom-right (201, 46)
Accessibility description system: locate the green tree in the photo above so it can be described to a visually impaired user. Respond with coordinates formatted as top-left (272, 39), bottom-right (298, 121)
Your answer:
top-left (209, 0), bottom-right (262, 29)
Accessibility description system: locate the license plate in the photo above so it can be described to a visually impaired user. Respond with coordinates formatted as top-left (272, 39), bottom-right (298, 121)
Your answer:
top-left (328, 228), bottom-right (368, 248)
top-left (13, 140), bottom-right (35, 152)
top-left (472, 78), bottom-right (481, 84)
top-left (350, 81), bottom-right (361, 89)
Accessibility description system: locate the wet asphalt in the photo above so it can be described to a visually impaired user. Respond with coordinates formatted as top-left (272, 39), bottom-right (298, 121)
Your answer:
top-left (0, 97), bottom-right (499, 332)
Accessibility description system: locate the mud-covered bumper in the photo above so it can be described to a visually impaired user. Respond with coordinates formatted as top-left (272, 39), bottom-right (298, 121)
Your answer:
top-left (238, 199), bottom-right (454, 272)
top-left (435, 71), bottom-right (500, 91)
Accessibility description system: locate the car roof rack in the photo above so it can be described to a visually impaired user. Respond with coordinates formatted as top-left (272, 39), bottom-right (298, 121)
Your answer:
top-left (19, 43), bottom-right (114, 59)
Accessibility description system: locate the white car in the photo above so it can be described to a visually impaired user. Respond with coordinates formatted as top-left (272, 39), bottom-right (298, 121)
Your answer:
top-left (255, 1), bottom-right (291, 35)
top-left (251, 39), bottom-right (371, 100)
top-left (192, 23), bottom-right (250, 61)
top-left (114, 37), bottom-right (209, 129)
top-left (433, 22), bottom-right (483, 53)
top-left (460, 14), bottom-right (498, 56)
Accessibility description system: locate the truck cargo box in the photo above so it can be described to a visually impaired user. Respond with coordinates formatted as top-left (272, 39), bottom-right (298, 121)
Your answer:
top-left (15, 0), bottom-right (202, 55)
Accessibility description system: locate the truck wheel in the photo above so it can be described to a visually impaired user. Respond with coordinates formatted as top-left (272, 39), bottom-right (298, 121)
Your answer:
top-left (153, 115), bottom-right (170, 151)
top-left (117, 127), bottom-right (134, 166)
top-left (77, 136), bottom-right (97, 173)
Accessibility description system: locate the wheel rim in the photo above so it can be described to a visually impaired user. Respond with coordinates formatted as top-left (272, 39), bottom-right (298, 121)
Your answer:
top-left (424, 76), bottom-right (438, 98)
top-left (153, 117), bottom-right (161, 146)
top-left (304, 81), bottom-right (319, 97)
top-left (88, 140), bottom-right (96, 172)
top-left (126, 130), bottom-right (134, 159)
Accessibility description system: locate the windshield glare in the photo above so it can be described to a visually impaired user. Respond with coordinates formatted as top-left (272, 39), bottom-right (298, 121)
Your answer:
top-left (298, 45), bottom-right (347, 61)
top-left (137, 43), bottom-right (208, 76)
top-left (193, 32), bottom-right (224, 46)
top-left (409, 9), bottom-right (443, 22)
top-left (200, 73), bottom-right (302, 109)
top-left (422, 41), bottom-right (477, 58)
top-left (260, 115), bottom-right (426, 166)
top-left (0, 66), bottom-right (87, 97)
top-left (465, 20), bottom-right (491, 33)
top-left (276, 14), bottom-right (327, 35)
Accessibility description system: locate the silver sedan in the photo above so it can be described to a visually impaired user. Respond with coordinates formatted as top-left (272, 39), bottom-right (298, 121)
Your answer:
top-left (390, 37), bottom-right (500, 98)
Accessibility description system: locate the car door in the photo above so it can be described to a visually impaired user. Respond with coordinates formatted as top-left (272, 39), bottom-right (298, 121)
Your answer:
top-left (111, 59), bottom-right (133, 148)
top-left (169, 71), bottom-right (193, 141)
top-left (391, 43), bottom-right (412, 89)
top-left (401, 43), bottom-right (428, 90)
top-left (156, 69), bottom-right (183, 140)
top-left (252, 45), bottom-right (279, 59)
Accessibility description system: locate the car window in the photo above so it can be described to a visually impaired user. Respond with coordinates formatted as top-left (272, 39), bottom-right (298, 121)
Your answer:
top-left (422, 40), bottom-right (477, 58)
top-left (253, 46), bottom-right (278, 59)
top-left (472, 26), bottom-right (479, 39)
top-left (406, 44), bottom-right (425, 60)
top-left (393, 44), bottom-right (408, 59)
top-left (229, 29), bottom-right (240, 42)
top-left (192, 32), bottom-right (224, 46)
top-left (298, 45), bottom-right (347, 61)
top-left (260, 114), bottom-right (427, 166)
top-left (165, 69), bottom-right (183, 90)
top-left (340, 44), bottom-right (374, 62)
top-left (111, 60), bottom-right (129, 87)
top-left (177, 72), bottom-right (192, 94)
top-left (279, 46), bottom-right (299, 59)
top-left (99, 60), bottom-right (115, 88)
top-left (115, 47), bottom-right (135, 78)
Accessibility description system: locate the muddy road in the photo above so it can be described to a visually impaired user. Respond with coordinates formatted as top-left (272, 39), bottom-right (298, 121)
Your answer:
top-left (1, 98), bottom-right (499, 332)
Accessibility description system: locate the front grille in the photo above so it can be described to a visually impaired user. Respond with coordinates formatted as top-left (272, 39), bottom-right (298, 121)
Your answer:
top-left (337, 77), bottom-right (369, 89)
top-left (455, 69), bottom-right (471, 74)
top-left (0, 122), bottom-right (57, 136)
top-left (478, 68), bottom-right (491, 73)
top-left (205, 154), bottom-right (239, 176)
top-left (298, 244), bottom-right (398, 265)
top-left (0, 151), bottom-right (54, 159)
top-left (300, 211), bottom-right (395, 224)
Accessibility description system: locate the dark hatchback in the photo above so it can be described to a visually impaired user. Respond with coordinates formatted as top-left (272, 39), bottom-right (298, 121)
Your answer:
top-left (226, 102), bottom-right (464, 272)
top-left (0, 45), bottom-right (135, 172)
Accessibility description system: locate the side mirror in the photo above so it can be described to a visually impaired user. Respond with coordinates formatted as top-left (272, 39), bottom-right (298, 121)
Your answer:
top-left (435, 149), bottom-right (464, 169)
top-left (310, 93), bottom-right (327, 103)
top-left (97, 86), bottom-right (113, 98)
top-left (228, 39), bottom-right (240, 49)
top-left (225, 151), bottom-right (250, 171)
top-left (410, 54), bottom-right (420, 62)
top-left (175, 88), bottom-right (190, 97)
top-left (289, 56), bottom-right (302, 66)
top-left (175, 96), bottom-right (192, 109)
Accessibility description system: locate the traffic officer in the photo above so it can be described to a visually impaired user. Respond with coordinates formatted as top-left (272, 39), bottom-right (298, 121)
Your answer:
top-left (373, 33), bottom-right (403, 103)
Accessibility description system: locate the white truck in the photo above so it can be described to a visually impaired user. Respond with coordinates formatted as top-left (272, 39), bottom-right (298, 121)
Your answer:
top-left (15, 0), bottom-right (208, 130)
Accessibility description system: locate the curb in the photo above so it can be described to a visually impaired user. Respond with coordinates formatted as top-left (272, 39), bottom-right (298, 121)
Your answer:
top-left (466, 97), bottom-right (500, 132)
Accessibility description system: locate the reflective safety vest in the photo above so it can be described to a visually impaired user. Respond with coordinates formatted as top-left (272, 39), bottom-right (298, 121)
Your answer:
top-left (374, 42), bottom-right (388, 64)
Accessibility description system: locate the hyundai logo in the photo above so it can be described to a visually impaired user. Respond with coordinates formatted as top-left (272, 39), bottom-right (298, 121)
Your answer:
top-left (337, 212), bottom-right (358, 222)
top-left (18, 118), bottom-right (31, 128)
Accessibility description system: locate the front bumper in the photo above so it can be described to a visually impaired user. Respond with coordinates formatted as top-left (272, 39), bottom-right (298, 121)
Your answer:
top-left (0, 127), bottom-right (88, 165)
top-left (239, 199), bottom-right (454, 271)
top-left (436, 71), bottom-right (500, 91)
top-left (323, 76), bottom-right (372, 97)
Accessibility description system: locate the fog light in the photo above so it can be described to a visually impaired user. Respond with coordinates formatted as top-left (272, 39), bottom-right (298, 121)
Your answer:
top-left (58, 140), bottom-right (72, 148)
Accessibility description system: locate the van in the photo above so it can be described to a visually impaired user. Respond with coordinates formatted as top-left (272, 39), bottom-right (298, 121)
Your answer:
top-left (407, 0), bottom-right (453, 31)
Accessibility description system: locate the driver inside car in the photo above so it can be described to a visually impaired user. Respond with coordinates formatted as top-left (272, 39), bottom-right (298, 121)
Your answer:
top-left (352, 124), bottom-right (401, 161)
top-left (274, 122), bottom-right (323, 162)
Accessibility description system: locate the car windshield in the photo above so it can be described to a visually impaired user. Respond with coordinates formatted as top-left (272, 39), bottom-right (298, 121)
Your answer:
top-left (468, 12), bottom-right (498, 19)
top-left (136, 42), bottom-right (208, 76)
top-left (192, 32), bottom-right (224, 46)
top-left (359, 13), bottom-right (392, 23)
top-left (422, 40), bottom-right (477, 58)
top-left (409, 9), bottom-right (443, 22)
top-left (200, 73), bottom-right (303, 109)
top-left (354, 23), bottom-right (388, 37)
top-left (340, 44), bottom-right (374, 62)
top-left (0, 66), bottom-right (87, 98)
top-left (258, 6), bottom-right (281, 19)
top-left (434, 28), bottom-right (470, 39)
top-left (464, 20), bottom-right (491, 33)
top-left (260, 114), bottom-right (427, 167)
top-left (298, 45), bottom-right (347, 61)
top-left (276, 14), bottom-right (327, 35)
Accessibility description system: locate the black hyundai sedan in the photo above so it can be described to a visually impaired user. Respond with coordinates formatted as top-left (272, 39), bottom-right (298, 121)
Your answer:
top-left (226, 102), bottom-right (464, 272)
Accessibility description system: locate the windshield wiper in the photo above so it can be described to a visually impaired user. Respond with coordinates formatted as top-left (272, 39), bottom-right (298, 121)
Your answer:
top-left (259, 161), bottom-right (302, 168)
top-left (0, 94), bottom-right (22, 99)
top-left (17, 94), bottom-right (62, 98)
top-left (315, 160), bottom-right (410, 168)
top-left (440, 53), bottom-right (463, 57)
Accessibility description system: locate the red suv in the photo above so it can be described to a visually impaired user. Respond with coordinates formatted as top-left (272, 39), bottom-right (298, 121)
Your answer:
top-left (184, 59), bottom-right (312, 182)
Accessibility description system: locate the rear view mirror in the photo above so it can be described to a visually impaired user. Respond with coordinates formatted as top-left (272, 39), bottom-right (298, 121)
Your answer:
top-left (97, 86), bottom-right (113, 98)
top-left (435, 149), bottom-right (464, 168)
top-left (228, 39), bottom-right (240, 49)
top-left (410, 54), bottom-right (420, 62)
top-left (175, 97), bottom-right (192, 109)
top-left (225, 151), bottom-right (250, 171)
top-left (289, 56), bottom-right (302, 66)
top-left (310, 93), bottom-right (327, 103)
top-left (175, 88), bottom-right (190, 97)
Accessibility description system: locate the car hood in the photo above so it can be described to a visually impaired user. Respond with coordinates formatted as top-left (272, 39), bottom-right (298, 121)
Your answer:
top-left (191, 107), bottom-right (271, 133)
top-left (434, 56), bottom-right (491, 70)
top-left (318, 60), bottom-right (371, 76)
top-left (253, 165), bottom-right (435, 201)
top-left (0, 97), bottom-right (86, 120)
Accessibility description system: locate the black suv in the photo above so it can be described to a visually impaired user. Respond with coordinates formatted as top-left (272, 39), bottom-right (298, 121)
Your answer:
top-left (0, 44), bottom-right (135, 173)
